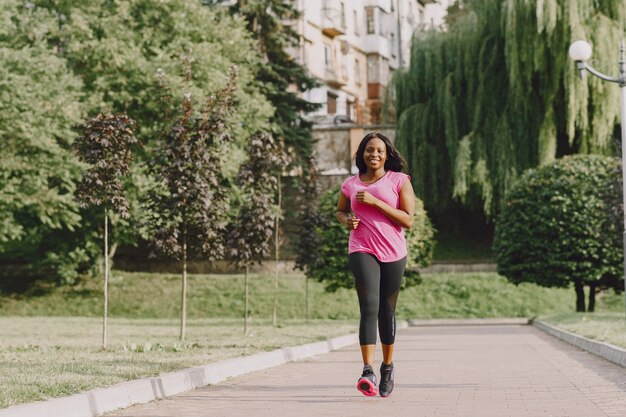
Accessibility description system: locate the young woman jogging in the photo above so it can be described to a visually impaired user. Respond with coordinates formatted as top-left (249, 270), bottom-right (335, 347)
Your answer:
top-left (336, 132), bottom-right (415, 398)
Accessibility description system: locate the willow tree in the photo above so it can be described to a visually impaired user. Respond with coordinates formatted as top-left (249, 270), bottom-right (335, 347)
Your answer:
top-left (394, 0), bottom-right (626, 225)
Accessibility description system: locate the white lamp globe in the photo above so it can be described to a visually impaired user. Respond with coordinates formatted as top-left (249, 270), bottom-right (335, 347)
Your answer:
top-left (568, 40), bottom-right (592, 61)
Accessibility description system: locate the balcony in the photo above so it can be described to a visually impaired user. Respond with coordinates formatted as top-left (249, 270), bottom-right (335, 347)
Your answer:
top-left (324, 67), bottom-right (347, 88)
top-left (363, 0), bottom-right (391, 10)
top-left (321, 0), bottom-right (346, 38)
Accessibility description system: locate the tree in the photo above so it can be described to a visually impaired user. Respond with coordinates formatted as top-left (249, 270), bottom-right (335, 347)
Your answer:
top-left (229, 0), bottom-right (320, 165)
top-left (494, 155), bottom-right (623, 312)
top-left (0, 34), bottom-right (93, 286)
top-left (298, 184), bottom-right (436, 292)
top-left (74, 113), bottom-right (138, 349)
top-left (394, 0), bottom-right (626, 227)
top-left (0, 0), bottom-right (273, 285)
top-left (145, 64), bottom-right (238, 341)
top-left (229, 131), bottom-right (286, 333)
top-left (271, 155), bottom-right (292, 326)
top-left (293, 155), bottom-right (321, 320)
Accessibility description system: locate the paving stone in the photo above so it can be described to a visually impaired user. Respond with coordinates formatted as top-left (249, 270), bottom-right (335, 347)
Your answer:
top-left (108, 325), bottom-right (626, 417)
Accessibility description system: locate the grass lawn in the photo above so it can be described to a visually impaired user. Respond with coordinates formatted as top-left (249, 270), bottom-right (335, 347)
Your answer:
top-left (539, 312), bottom-right (626, 349)
top-left (0, 270), bottom-right (622, 408)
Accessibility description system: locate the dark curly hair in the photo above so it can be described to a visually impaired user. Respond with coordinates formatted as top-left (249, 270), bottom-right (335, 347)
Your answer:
top-left (354, 132), bottom-right (407, 174)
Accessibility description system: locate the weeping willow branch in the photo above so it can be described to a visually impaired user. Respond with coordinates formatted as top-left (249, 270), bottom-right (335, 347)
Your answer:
top-left (395, 0), bottom-right (625, 220)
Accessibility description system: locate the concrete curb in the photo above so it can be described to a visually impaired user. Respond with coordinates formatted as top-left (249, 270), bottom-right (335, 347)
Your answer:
top-left (409, 318), bottom-right (530, 326)
top-left (0, 332), bottom-right (361, 417)
top-left (532, 320), bottom-right (626, 369)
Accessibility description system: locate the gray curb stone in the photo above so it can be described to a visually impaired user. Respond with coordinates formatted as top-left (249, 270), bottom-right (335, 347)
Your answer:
top-left (533, 320), bottom-right (626, 368)
top-left (409, 318), bottom-right (530, 326)
top-left (0, 331), bottom-right (362, 417)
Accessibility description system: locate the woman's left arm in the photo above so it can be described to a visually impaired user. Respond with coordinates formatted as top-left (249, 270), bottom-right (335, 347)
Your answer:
top-left (356, 179), bottom-right (415, 229)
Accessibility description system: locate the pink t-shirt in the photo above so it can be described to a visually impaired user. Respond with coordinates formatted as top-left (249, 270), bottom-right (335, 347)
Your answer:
top-left (340, 170), bottom-right (410, 262)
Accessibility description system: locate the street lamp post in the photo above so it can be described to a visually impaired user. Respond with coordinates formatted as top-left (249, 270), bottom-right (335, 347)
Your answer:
top-left (568, 40), bottom-right (626, 318)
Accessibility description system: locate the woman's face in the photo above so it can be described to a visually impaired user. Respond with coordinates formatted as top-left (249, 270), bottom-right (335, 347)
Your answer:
top-left (363, 138), bottom-right (387, 171)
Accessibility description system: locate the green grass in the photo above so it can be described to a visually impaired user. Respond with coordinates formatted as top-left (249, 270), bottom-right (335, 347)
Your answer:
top-left (540, 311), bottom-right (626, 349)
top-left (0, 270), bottom-right (596, 320)
top-left (0, 270), bottom-right (622, 409)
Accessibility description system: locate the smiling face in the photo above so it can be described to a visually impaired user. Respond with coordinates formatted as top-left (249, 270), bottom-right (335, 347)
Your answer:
top-left (363, 138), bottom-right (387, 171)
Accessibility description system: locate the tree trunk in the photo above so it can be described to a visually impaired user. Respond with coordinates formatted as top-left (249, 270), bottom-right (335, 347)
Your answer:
top-left (272, 174), bottom-right (281, 327)
top-left (588, 282), bottom-right (597, 313)
top-left (574, 280), bottom-right (586, 312)
top-left (180, 224), bottom-right (188, 342)
top-left (108, 242), bottom-right (118, 265)
top-left (103, 208), bottom-right (109, 350)
top-left (305, 275), bottom-right (310, 322)
top-left (244, 266), bottom-right (249, 335)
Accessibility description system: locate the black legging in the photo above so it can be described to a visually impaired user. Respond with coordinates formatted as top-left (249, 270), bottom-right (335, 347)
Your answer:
top-left (349, 252), bottom-right (406, 345)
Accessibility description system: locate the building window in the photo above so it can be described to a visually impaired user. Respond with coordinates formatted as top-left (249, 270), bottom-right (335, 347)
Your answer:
top-left (390, 33), bottom-right (396, 58)
top-left (340, 2), bottom-right (346, 29)
top-left (366, 8), bottom-right (375, 34)
top-left (353, 10), bottom-right (358, 35)
top-left (327, 92), bottom-right (338, 114)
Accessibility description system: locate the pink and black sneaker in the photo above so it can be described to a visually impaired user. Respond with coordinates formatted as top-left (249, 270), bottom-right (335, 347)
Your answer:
top-left (356, 364), bottom-right (378, 396)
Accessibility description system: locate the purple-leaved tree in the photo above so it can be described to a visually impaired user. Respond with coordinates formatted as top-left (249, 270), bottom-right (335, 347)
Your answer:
top-left (229, 131), bottom-right (287, 334)
top-left (74, 112), bottom-right (139, 350)
top-left (146, 64), bottom-right (238, 341)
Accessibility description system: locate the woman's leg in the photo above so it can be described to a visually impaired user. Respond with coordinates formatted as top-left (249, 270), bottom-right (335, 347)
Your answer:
top-left (349, 252), bottom-right (381, 365)
top-left (378, 256), bottom-right (406, 363)
top-left (377, 256), bottom-right (406, 397)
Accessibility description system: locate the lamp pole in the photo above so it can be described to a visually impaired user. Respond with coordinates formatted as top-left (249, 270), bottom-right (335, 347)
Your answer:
top-left (569, 40), bottom-right (626, 318)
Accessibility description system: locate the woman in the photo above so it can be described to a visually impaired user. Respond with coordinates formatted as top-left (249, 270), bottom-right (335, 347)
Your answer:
top-left (336, 132), bottom-right (415, 397)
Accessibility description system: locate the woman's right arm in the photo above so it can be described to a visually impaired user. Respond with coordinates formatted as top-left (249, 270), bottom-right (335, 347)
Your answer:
top-left (337, 192), bottom-right (360, 230)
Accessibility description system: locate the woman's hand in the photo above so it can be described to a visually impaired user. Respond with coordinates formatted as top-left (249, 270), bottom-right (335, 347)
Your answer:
top-left (346, 215), bottom-right (360, 230)
top-left (356, 191), bottom-right (379, 207)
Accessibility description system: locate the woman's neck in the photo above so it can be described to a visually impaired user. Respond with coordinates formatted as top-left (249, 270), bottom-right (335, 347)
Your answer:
top-left (361, 168), bottom-right (386, 182)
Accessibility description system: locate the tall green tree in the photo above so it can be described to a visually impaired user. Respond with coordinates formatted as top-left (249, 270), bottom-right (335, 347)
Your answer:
top-left (145, 65), bottom-right (238, 341)
top-left (228, 131), bottom-right (286, 334)
top-left (394, 0), bottom-right (626, 226)
top-left (229, 0), bottom-right (320, 164)
top-left (0, 0), bottom-right (273, 284)
top-left (293, 155), bottom-right (321, 320)
top-left (74, 113), bottom-right (138, 349)
top-left (0, 33), bottom-right (92, 285)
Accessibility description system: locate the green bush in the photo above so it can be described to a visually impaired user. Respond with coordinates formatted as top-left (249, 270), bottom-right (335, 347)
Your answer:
top-left (493, 155), bottom-right (623, 312)
top-left (306, 184), bottom-right (436, 291)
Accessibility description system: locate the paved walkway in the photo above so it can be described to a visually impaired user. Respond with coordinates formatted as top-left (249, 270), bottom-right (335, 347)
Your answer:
top-left (109, 325), bottom-right (626, 417)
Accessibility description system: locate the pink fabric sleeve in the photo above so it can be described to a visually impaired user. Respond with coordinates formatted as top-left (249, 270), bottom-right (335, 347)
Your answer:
top-left (393, 172), bottom-right (410, 194)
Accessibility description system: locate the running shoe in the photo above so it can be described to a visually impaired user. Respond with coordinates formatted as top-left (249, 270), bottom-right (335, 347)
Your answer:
top-left (356, 364), bottom-right (378, 396)
top-left (379, 362), bottom-right (394, 397)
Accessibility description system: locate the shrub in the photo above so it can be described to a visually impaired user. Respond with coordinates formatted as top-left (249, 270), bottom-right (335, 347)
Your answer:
top-left (305, 184), bottom-right (436, 291)
top-left (493, 155), bottom-right (623, 312)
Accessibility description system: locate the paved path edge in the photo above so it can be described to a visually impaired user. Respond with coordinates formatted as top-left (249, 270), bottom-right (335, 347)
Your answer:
top-left (408, 317), bottom-right (529, 326)
top-left (533, 319), bottom-right (626, 368)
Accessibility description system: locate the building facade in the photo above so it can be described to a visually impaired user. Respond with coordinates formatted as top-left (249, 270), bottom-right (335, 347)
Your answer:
top-left (291, 0), bottom-right (449, 177)
top-left (293, 0), bottom-right (448, 127)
